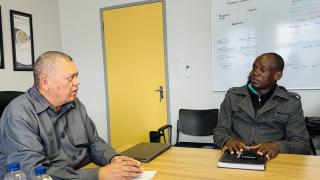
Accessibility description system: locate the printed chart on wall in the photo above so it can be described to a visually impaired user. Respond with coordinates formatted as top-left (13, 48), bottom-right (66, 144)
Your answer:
top-left (211, 0), bottom-right (320, 91)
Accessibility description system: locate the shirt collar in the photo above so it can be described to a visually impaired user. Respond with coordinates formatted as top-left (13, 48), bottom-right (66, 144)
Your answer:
top-left (248, 84), bottom-right (277, 98)
top-left (29, 85), bottom-right (74, 114)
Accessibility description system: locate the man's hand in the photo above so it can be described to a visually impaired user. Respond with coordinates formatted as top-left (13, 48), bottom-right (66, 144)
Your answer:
top-left (222, 138), bottom-right (248, 155)
top-left (99, 156), bottom-right (143, 180)
top-left (249, 142), bottom-right (280, 160)
top-left (110, 156), bottom-right (139, 163)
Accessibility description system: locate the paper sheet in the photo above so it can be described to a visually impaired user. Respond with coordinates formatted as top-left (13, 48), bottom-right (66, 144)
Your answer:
top-left (134, 170), bottom-right (157, 180)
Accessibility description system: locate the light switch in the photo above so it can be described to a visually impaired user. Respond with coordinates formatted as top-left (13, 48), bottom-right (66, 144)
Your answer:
top-left (185, 64), bottom-right (191, 77)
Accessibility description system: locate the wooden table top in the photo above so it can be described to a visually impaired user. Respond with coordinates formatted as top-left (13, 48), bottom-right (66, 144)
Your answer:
top-left (139, 147), bottom-right (320, 180)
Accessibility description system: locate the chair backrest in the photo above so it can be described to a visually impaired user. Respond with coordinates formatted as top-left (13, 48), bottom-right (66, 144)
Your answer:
top-left (305, 116), bottom-right (320, 155)
top-left (0, 91), bottom-right (24, 117)
top-left (176, 109), bottom-right (219, 143)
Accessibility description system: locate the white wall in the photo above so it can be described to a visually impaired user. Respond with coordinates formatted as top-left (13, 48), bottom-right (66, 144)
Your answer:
top-left (0, 0), bottom-right (61, 91)
top-left (59, 0), bottom-right (320, 144)
top-left (165, 0), bottom-right (225, 143)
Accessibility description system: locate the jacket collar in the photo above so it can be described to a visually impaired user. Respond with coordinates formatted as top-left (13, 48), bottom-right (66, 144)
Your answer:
top-left (234, 86), bottom-right (255, 119)
top-left (233, 85), bottom-right (289, 118)
top-left (232, 84), bottom-right (289, 99)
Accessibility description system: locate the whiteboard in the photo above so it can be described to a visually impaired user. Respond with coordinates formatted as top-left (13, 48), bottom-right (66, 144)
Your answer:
top-left (211, 0), bottom-right (320, 91)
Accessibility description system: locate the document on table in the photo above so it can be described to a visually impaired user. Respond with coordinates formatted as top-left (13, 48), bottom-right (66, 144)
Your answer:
top-left (134, 170), bottom-right (157, 180)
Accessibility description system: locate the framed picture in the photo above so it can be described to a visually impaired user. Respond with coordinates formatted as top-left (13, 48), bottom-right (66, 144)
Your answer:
top-left (10, 10), bottom-right (34, 71)
top-left (0, 6), bottom-right (4, 69)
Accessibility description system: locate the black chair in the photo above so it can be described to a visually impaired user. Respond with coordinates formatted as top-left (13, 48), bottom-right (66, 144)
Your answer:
top-left (175, 109), bottom-right (219, 148)
top-left (0, 91), bottom-right (24, 117)
top-left (305, 116), bottom-right (320, 155)
top-left (149, 124), bottom-right (172, 143)
top-left (151, 109), bottom-right (219, 149)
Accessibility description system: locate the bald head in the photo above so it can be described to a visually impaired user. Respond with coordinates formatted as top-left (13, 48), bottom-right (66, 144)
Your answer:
top-left (34, 51), bottom-right (73, 86)
top-left (255, 52), bottom-right (284, 71)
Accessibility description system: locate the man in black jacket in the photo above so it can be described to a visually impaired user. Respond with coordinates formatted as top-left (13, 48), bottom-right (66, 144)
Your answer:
top-left (214, 52), bottom-right (310, 160)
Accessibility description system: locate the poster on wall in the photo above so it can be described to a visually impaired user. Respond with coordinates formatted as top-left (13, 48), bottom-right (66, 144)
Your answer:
top-left (0, 6), bottom-right (4, 69)
top-left (10, 10), bottom-right (34, 71)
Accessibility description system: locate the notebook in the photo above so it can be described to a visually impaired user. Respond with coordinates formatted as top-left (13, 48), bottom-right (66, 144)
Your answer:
top-left (217, 151), bottom-right (266, 171)
top-left (120, 142), bottom-right (171, 163)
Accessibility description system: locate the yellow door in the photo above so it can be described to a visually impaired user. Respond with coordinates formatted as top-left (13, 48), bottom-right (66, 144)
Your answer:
top-left (102, 1), bottom-right (168, 149)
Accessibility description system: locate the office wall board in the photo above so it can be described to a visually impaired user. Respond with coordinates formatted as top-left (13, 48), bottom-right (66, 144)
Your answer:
top-left (211, 0), bottom-right (320, 91)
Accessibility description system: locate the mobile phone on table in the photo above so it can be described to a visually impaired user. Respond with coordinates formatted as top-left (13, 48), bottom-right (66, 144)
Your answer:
top-left (240, 149), bottom-right (257, 159)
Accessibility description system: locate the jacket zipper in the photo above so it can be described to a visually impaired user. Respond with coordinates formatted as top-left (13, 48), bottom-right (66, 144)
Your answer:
top-left (258, 95), bottom-right (261, 107)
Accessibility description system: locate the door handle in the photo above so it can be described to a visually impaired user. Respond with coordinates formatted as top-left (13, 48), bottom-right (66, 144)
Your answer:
top-left (155, 86), bottom-right (164, 102)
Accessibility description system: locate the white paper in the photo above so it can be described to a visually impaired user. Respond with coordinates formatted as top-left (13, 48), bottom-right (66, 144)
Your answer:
top-left (134, 170), bottom-right (157, 180)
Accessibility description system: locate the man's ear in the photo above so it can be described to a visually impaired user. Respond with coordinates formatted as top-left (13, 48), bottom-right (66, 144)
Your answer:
top-left (39, 74), bottom-right (49, 90)
top-left (274, 71), bottom-right (282, 81)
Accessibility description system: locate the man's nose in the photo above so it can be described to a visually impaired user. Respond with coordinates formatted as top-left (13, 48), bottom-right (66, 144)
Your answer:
top-left (73, 77), bottom-right (80, 86)
top-left (253, 68), bottom-right (262, 75)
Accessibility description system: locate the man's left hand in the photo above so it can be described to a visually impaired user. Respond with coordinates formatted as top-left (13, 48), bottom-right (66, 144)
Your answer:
top-left (249, 142), bottom-right (280, 160)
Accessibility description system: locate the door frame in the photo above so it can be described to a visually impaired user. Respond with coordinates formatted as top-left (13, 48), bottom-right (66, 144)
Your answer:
top-left (99, 0), bottom-right (171, 144)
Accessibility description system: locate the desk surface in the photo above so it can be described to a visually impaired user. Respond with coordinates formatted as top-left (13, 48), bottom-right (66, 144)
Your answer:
top-left (139, 147), bottom-right (320, 180)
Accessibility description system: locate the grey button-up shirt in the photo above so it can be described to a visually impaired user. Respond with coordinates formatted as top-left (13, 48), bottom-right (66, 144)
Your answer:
top-left (213, 85), bottom-right (310, 154)
top-left (0, 85), bottom-right (117, 179)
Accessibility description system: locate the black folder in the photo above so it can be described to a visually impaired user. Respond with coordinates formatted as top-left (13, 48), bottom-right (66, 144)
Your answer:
top-left (120, 142), bottom-right (171, 163)
top-left (217, 151), bottom-right (266, 171)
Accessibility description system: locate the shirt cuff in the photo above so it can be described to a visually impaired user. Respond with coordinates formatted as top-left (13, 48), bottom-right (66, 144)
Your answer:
top-left (103, 150), bottom-right (118, 164)
top-left (79, 167), bottom-right (99, 180)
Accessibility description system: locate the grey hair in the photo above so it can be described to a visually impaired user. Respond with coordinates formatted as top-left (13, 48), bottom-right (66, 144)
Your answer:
top-left (33, 51), bottom-right (73, 86)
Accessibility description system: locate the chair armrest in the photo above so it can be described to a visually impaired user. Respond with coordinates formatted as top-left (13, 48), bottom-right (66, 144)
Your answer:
top-left (158, 124), bottom-right (172, 131)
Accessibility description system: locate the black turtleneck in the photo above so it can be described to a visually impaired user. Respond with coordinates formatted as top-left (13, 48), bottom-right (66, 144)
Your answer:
top-left (247, 84), bottom-right (277, 113)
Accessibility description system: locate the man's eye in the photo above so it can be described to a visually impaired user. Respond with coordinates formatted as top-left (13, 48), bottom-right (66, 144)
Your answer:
top-left (66, 77), bottom-right (73, 81)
